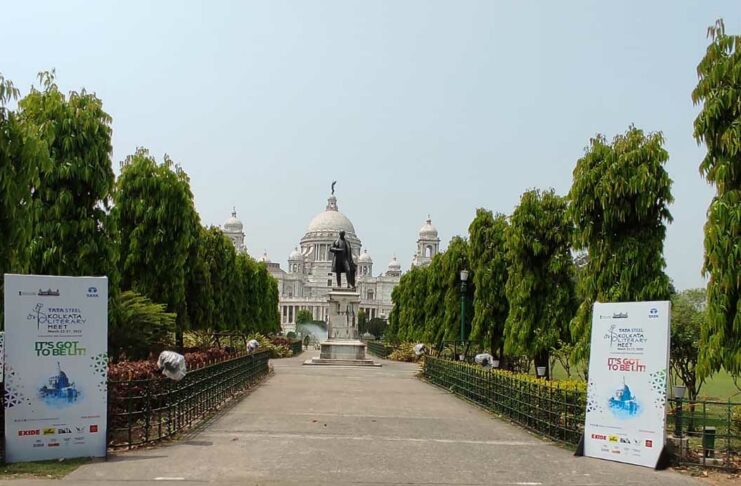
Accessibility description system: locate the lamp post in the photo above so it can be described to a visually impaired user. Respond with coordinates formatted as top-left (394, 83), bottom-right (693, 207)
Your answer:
top-left (460, 269), bottom-right (469, 346)
top-left (673, 385), bottom-right (686, 438)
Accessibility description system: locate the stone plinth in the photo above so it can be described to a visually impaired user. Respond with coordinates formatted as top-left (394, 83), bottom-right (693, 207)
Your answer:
top-left (305, 288), bottom-right (381, 367)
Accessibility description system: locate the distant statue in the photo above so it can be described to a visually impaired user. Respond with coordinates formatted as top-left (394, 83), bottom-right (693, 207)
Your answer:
top-left (329, 230), bottom-right (356, 288)
top-left (331, 180), bottom-right (337, 195)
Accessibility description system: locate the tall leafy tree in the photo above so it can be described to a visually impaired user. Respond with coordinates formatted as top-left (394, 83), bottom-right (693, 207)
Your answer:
top-left (423, 254), bottom-right (446, 344)
top-left (692, 19), bottom-right (741, 378)
top-left (201, 226), bottom-right (236, 330)
top-left (114, 148), bottom-right (199, 348)
top-left (185, 226), bottom-right (215, 332)
top-left (468, 209), bottom-right (509, 358)
top-left (0, 73), bottom-right (48, 315)
top-left (670, 289), bottom-right (706, 400)
top-left (19, 71), bottom-right (117, 280)
top-left (441, 236), bottom-right (473, 342)
top-left (297, 309), bottom-right (314, 326)
top-left (569, 127), bottom-right (673, 364)
top-left (505, 189), bottom-right (576, 377)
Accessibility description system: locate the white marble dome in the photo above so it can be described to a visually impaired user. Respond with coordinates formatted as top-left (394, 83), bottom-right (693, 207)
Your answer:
top-left (224, 208), bottom-right (243, 231)
top-left (301, 194), bottom-right (362, 255)
top-left (306, 195), bottom-right (356, 235)
top-left (387, 256), bottom-right (401, 270)
top-left (307, 210), bottom-right (356, 235)
top-left (358, 250), bottom-right (373, 263)
top-left (288, 247), bottom-right (303, 261)
top-left (419, 216), bottom-right (438, 239)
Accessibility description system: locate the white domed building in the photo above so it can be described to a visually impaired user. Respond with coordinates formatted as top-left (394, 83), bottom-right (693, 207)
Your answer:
top-left (223, 192), bottom-right (442, 333)
top-left (223, 208), bottom-right (246, 253)
top-left (411, 215), bottom-right (440, 268)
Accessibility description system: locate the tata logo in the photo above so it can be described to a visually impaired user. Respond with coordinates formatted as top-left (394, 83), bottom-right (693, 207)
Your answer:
top-left (18, 429), bottom-right (40, 436)
top-left (86, 287), bottom-right (99, 298)
top-left (648, 308), bottom-right (659, 318)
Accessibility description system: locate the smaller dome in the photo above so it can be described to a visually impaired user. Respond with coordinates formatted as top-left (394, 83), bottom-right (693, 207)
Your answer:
top-left (288, 247), bottom-right (303, 261)
top-left (224, 207), bottom-right (243, 232)
top-left (419, 215), bottom-right (438, 239)
top-left (387, 256), bottom-right (401, 270)
top-left (259, 250), bottom-right (271, 263)
top-left (358, 249), bottom-right (373, 263)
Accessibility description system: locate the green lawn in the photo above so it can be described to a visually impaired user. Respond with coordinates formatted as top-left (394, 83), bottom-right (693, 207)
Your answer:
top-left (0, 458), bottom-right (90, 479)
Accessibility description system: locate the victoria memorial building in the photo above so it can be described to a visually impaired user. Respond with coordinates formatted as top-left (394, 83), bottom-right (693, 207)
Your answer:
top-left (221, 191), bottom-right (441, 333)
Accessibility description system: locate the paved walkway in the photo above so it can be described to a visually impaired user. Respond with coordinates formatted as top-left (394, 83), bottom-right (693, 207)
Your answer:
top-left (3, 351), bottom-right (701, 485)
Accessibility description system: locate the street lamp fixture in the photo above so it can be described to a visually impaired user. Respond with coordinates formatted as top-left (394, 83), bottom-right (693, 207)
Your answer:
top-left (459, 269), bottom-right (469, 345)
top-left (673, 385), bottom-right (686, 438)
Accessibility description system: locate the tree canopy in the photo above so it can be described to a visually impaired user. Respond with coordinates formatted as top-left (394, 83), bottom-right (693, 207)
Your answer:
top-left (0, 73), bottom-right (48, 315)
top-left (19, 71), bottom-right (117, 281)
top-left (468, 208), bottom-right (509, 358)
top-left (569, 126), bottom-right (673, 364)
top-left (504, 189), bottom-right (576, 377)
top-left (692, 19), bottom-right (741, 378)
top-left (113, 148), bottom-right (200, 346)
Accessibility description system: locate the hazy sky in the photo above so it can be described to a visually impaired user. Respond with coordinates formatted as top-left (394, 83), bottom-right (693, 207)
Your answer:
top-left (3, 1), bottom-right (739, 290)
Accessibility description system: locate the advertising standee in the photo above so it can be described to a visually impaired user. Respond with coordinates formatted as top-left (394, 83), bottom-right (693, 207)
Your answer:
top-left (581, 301), bottom-right (671, 469)
top-left (3, 274), bottom-right (108, 462)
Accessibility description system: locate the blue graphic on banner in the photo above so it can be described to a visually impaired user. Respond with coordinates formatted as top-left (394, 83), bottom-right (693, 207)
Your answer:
top-left (608, 380), bottom-right (641, 419)
top-left (38, 363), bottom-right (81, 408)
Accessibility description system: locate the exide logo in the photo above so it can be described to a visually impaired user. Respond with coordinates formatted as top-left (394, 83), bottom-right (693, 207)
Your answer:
top-left (18, 429), bottom-right (40, 436)
top-left (591, 434), bottom-right (607, 440)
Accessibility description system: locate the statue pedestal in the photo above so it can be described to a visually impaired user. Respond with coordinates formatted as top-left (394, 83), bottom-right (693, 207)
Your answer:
top-left (304, 288), bottom-right (381, 367)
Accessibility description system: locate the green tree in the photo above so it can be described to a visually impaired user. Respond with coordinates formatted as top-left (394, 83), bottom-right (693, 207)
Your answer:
top-left (201, 226), bottom-right (239, 331)
top-left (423, 254), bottom-right (446, 345)
top-left (671, 288), bottom-right (707, 400)
top-left (441, 236), bottom-right (473, 342)
top-left (505, 189), bottom-right (576, 378)
top-left (468, 209), bottom-right (509, 359)
top-left (185, 226), bottom-right (215, 332)
top-left (296, 309), bottom-right (313, 325)
top-left (692, 19), bottom-right (741, 379)
top-left (0, 73), bottom-right (48, 315)
top-left (366, 317), bottom-right (387, 340)
top-left (569, 127), bottom-right (673, 364)
top-left (19, 71), bottom-right (117, 280)
top-left (108, 290), bottom-right (176, 361)
top-left (114, 148), bottom-right (199, 349)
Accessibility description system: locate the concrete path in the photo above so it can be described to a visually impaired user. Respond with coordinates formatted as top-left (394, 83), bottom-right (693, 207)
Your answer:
top-left (3, 351), bottom-right (700, 485)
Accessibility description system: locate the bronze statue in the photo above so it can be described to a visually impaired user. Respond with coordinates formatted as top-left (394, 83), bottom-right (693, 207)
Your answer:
top-left (329, 230), bottom-right (356, 288)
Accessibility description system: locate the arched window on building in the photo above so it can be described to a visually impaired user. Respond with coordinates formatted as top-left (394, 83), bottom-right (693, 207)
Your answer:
top-left (367, 289), bottom-right (374, 300)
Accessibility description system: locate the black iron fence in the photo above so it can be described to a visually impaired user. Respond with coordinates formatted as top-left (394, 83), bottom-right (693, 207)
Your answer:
top-left (108, 350), bottom-right (270, 449)
top-left (423, 356), bottom-right (586, 444)
top-left (366, 341), bottom-right (393, 358)
top-left (668, 398), bottom-right (740, 470)
top-left (423, 357), bottom-right (740, 471)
